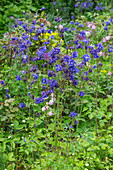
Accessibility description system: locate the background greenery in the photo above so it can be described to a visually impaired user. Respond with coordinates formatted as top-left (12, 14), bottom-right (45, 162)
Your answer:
top-left (0, 0), bottom-right (113, 38)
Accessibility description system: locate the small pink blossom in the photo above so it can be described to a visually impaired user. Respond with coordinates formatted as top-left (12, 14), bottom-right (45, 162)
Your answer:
top-left (91, 24), bottom-right (96, 29)
top-left (42, 107), bottom-right (46, 112)
top-left (107, 71), bottom-right (112, 76)
top-left (89, 82), bottom-right (93, 85)
top-left (43, 52), bottom-right (49, 60)
top-left (46, 105), bottom-right (49, 110)
top-left (55, 26), bottom-right (57, 29)
top-left (59, 24), bottom-right (63, 29)
top-left (85, 31), bottom-right (91, 37)
top-left (89, 30), bottom-right (92, 33)
top-left (103, 38), bottom-right (107, 42)
top-left (105, 35), bottom-right (111, 40)
top-left (98, 52), bottom-right (105, 57)
top-left (48, 111), bottom-right (53, 116)
top-left (48, 100), bottom-right (54, 105)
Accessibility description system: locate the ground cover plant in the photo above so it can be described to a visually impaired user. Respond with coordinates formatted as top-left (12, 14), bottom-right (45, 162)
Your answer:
top-left (0, 1), bottom-right (113, 170)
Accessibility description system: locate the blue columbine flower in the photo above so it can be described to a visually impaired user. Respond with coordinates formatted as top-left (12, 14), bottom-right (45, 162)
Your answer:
top-left (71, 51), bottom-right (78, 58)
top-left (96, 43), bottom-right (103, 52)
top-left (34, 97), bottom-right (44, 104)
top-left (41, 78), bottom-right (47, 84)
top-left (70, 111), bottom-right (77, 119)
top-left (103, 26), bottom-right (108, 30)
top-left (108, 46), bottom-right (113, 53)
top-left (21, 55), bottom-right (28, 63)
top-left (18, 103), bottom-right (25, 109)
top-left (82, 54), bottom-right (90, 62)
top-left (5, 93), bottom-right (10, 98)
top-left (15, 75), bottom-right (21, 81)
top-left (92, 65), bottom-right (96, 69)
top-left (79, 91), bottom-right (84, 96)
top-left (0, 80), bottom-right (4, 85)
top-left (49, 79), bottom-right (57, 88)
top-left (105, 21), bottom-right (109, 26)
top-left (41, 92), bottom-right (48, 99)
top-left (72, 80), bottom-right (78, 86)
top-left (56, 65), bottom-right (61, 72)
top-left (36, 113), bottom-right (40, 116)
top-left (32, 73), bottom-right (38, 80)
top-left (68, 59), bottom-right (75, 67)
top-left (63, 55), bottom-right (69, 62)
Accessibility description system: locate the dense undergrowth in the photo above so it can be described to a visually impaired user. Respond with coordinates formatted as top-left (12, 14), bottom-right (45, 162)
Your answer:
top-left (0, 1), bottom-right (113, 170)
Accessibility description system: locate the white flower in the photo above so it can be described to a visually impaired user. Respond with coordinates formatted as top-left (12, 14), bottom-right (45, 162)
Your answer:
top-left (8, 135), bottom-right (11, 138)
top-left (48, 111), bottom-right (53, 116)
top-left (11, 124), bottom-right (14, 126)
top-left (48, 100), bottom-right (54, 105)
top-left (106, 35), bottom-right (111, 40)
top-left (22, 120), bottom-right (25, 123)
top-left (46, 105), bottom-right (49, 110)
top-left (59, 24), bottom-right (63, 29)
top-left (42, 106), bottom-right (46, 112)
top-left (85, 163), bottom-right (89, 166)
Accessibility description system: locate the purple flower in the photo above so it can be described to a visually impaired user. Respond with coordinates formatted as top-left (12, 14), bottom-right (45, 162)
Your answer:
top-left (5, 93), bottom-right (10, 98)
top-left (40, 7), bottom-right (45, 10)
top-left (71, 51), bottom-right (78, 58)
top-left (92, 65), bottom-right (96, 69)
top-left (63, 55), bottom-right (69, 62)
top-left (89, 68), bottom-right (92, 73)
top-left (74, 120), bottom-right (77, 124)
top-left (82, 54), bottom-right (90, 62)
top-left (0, 80), bottom-right (4, 85)
top-left (49, 79), bottom-right (57, 88)
top-left (72, 80), bottom-right (78, 86)
top-left (79, 91), bottom-right (84, 96)
top-left (56, 65), bottom-right (61, 72)
top-left (68, 59), bottom-right (75, 67)
top-left (98, 63), bottom-right (102, 67)
top-left (34, 97), bottom-right (44, 104)
top-left (18, 103), bottom-right (25, 109)
top-left (41, 78), bottom-right (47, 84)
top-left (32, 73), bottom-right (38, 80)
top-left (15, 75), bottom-right (21, 81)
top-left (103, 26), bottom-right (108, 30)
top-left (41, 92), bottom-right (48, 99)
top-left (36, 113), bottom-right (40, 116)
top-left (10, 16), bottom-right (14, 19)
top-left (108, 46), bottom-right (113, 53)
top-left (21, 55), bottom-right (28, 63)
top-left (70, 111), bottom-right (77, 119)
top-left (105, 21), bottom-right (109, 26)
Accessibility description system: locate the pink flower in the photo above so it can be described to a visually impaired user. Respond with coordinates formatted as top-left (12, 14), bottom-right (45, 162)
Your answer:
top-left (42, 107), bottom-right (46, 112)
top-left (48, 111), bottom-right (53, 116)
top-left (99, 52), bottom-right (105, 57)
top-left (103, 38), bottom-right (107, 42)
top-left (89, 30), bottom-right (92, 33)
top-left (105, 35), bottom-right (111, 40)
top-left (59, 24), bottom-right (63, 29)
top-left (85, 31), bottom-right (91, 37)
top-left (48, 100), bottom-right (54, 105)
top-left (89, 82), bottom-right (92, 85)
top-left (91, 24), bottom-right (96, 29)
top-left (43, 52), bottom-right (50, 60)
top-left (55, 26), bottom-right (57, 29)
top-left (46, 105), bottom-right (49, 110)
top-left (107, 71), bottom-right (112, 76)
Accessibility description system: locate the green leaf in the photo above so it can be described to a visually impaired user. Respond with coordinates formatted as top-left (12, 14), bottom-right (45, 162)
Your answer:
top-left (13, 120), bottom-right (19, 128)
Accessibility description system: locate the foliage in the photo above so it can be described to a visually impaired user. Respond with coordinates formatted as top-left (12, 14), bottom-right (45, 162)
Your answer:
top-left (0, 4), bottom-right (113, 170)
